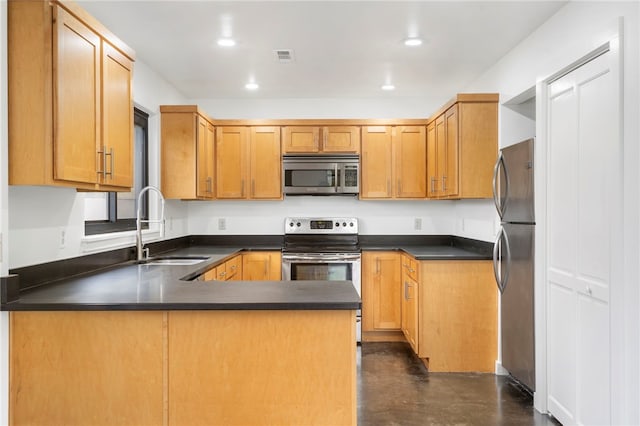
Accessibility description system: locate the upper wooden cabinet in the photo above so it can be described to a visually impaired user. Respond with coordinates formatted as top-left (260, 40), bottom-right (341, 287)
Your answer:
top-left (282, 126), bottom-right (360, 154)
top-left (160, 106), bottom-right (215, 200)
top-left (360, 126), bottom-right (426, 199)
top-left (427, 94), bottom-right (498, 199)
top-left (8, 0), bottom-right (135, 191)
top-left (216, 127), bottom-right (282, 200)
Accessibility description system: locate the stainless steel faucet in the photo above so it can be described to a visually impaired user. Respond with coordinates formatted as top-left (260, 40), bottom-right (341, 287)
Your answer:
top-left (136, 185), bottom-right (166, 261)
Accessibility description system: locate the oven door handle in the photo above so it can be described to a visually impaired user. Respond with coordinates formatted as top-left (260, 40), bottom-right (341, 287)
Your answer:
top-left (283, 254), bottom-right (361, 262)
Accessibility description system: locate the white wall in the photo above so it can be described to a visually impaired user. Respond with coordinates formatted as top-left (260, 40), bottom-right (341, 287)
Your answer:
top-left (194, 97), bottom-right (438, 120)
top-left (6, 60), bottom-right (190, 269)
top-left (463, 1), bottom-right (640, 423)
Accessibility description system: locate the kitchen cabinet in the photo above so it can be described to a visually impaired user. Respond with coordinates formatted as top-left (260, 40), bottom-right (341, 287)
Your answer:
top-left (401, 254), bottom-right (419, 353)
top-left (426, 94), bottom-right (498, 199)
top-left (362, 251), bottom-right (402, 332)
top-left (360, 126), bottom-right (426, 199)
top-left (216, 127), bottom-right (282, 199)
top-left (8, 1), bottom-right (135, 191)
top-left (242, 252), bottom-right (282, 280)
top-left (160, 106), bottom-right (215, 200)
top-left (282, 126), bottom-right (360, 154)
top-left (418, 260), bottom-right (497, 372)
top-left (203, 255), bottom-right (242, 281)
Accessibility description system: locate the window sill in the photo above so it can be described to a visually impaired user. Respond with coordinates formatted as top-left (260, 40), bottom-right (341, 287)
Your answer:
top-left (81, 228), bottom-right (162, 254)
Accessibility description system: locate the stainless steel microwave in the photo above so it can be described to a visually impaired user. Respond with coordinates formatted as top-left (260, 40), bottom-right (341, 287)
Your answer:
top-left (282, 155), bottom-right (359, 195)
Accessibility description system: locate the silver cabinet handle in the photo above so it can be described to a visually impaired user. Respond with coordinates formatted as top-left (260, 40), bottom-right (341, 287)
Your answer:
top-left (206, 177), bottom-right (212, 193)
top-left (97, 150), bottom-right (105, 178)
top-left (430, 177), bottom-right (437, 193)
top-left (105, 148), bottom-right (114, 179)
top-left (442, 175), bottom-right (447, 192)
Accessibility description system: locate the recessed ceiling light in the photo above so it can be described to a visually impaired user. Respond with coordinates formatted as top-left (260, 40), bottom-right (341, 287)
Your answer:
top-left (381, 84), bottom-right (395, 91)
top-left (217, 38), bottom-right (236, 47)
top-left (245, 82), bottom-right (259, 90)
top-left (404, 38), bottom-right (423, 47)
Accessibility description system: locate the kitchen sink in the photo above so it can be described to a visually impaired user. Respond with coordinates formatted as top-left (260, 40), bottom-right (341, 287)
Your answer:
top-left (141, 257), bottom-right (208, 266)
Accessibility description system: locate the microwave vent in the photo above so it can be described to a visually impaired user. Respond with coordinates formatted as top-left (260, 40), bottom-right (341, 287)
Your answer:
top-left (274, 49), bottom-right (294, 63)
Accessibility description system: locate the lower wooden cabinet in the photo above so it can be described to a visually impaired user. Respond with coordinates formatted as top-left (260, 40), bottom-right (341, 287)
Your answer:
top-left (418, 260), bottom-right (497, 372)
top-left (242, 251), bottom-right (281, 280)
top-left (362, 251), bottom-right (402, 332)
top-left (401, 254), bottom-right (419, 353)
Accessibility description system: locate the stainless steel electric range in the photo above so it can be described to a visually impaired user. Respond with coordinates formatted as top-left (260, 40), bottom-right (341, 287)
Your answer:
top-left (281, 217), bottom-right (361, 342)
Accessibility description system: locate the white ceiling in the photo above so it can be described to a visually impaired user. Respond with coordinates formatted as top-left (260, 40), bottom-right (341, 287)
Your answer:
top-left (78, 1), bottom-right (567, 101)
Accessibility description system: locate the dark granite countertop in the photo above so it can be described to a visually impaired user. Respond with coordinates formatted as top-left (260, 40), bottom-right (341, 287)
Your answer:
top-left (359, 235), bottom-right (493, 260)
top-left (2, 245), bottom-right (360, 311)
top-left (1, 234), bottom-right (493, 311)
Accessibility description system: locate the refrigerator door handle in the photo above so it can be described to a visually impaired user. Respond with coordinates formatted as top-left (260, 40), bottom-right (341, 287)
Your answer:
top-left (492, 152), bottom-right (508, 219)
top-left (493, 227), bottom-right (512, 294)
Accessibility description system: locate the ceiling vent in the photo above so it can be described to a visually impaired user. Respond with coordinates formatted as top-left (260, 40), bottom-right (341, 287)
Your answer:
top-left (274, 49), bottom-right (295, 63)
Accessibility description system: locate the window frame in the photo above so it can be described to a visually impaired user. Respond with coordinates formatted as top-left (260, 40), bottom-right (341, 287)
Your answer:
top-left (84, 108), bottom-right (149, 236)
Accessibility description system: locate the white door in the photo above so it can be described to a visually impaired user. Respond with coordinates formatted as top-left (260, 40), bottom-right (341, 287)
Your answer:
top-left (546, 46), bottom-right (620, 426)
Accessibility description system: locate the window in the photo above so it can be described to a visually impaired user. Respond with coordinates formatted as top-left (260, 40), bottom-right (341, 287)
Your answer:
top-left (84, 108), bottom-right (149, 235)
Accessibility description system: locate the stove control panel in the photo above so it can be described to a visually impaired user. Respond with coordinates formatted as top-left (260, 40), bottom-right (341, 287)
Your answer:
top-left (285, 217), bottom-right (358, 234)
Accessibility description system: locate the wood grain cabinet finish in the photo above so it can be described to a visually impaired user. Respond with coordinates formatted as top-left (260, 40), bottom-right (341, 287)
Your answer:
top-left (160, 106), bottom-right (215, 200)
top-left (360, 126), bottom-right (426, 199)
top-left (427, 95), bottom-right (498, 199)
top-left (418, 260), bottom-right (498, 372)
top-left (242, 251), bottom-right (282, 280)
top-left (8, 0), bottom-right (135, 191)
top-left (203, 255), bottom-right (243, 281)
top-left (217, 126), bottom-right (282, 200)
top-left (282, 126), bottom-right (360, 154)
top-left (401, 254), bottom-right (419, 353)
top-left (362, 251), bottom-right (402, 331)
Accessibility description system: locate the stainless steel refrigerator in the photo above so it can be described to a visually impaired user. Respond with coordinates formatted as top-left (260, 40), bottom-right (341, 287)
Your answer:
top-left (492, 138), bottom-right (535, 392)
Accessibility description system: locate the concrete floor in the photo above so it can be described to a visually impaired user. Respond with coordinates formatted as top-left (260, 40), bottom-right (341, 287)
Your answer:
top-left (357, 342), bottom-right (560, 426)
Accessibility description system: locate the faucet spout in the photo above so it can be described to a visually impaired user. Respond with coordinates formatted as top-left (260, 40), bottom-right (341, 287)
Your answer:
top-left (136, 185), bottom-right (166, 261)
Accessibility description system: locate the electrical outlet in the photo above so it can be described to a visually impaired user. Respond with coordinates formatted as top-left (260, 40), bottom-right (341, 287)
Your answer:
top-left (218, 218), bottom-right (226, 230)
top-left (414, 218), bottom-right (422, 231)
top-left (59, 228), bottom-right (66, 248)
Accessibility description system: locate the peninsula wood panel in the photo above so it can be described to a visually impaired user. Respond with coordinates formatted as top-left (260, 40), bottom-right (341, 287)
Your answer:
top-left (418, 260), bottom-right (497, 372)
top-left (360, 126), bottom-right (393, 198)
top-left (168, 310), bottom-right (357, 426)
top-left (9, 311), bottom-right (164, 426)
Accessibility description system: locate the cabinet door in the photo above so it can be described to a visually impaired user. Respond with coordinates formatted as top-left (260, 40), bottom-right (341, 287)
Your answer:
top-left (434, 115), bottom-right (446, 198)
top-left (53, 6), bottom-right (100, 184)
top-left (216, 127), bottom-right (248, 199)
top-left (242, 252), bottom-right (281, 280)
top-left (196, 117), bottom-right (214, 198)
top-left (402, 274), bottom-right (419, 353)
top-left (322, 126), bottom-right (360, 153)
top-left (443, 105), bottom-right (459, 197)
top-left (282, 127), bottom-right (319, 153)
top-left (360, 127), bottom-right (393, 199)
top-left (426, 122), bottom-right (438, 198)
top-left (225, 256), bottom-right (243, 281)
top-left (393, 126), bottom-right (426, 198)
top-left (250, 127), bottom-right (282, 199)
top-left (102, 42), bottom-right (133, 188)
top-left (362, 251), bottom-right (402, 331)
